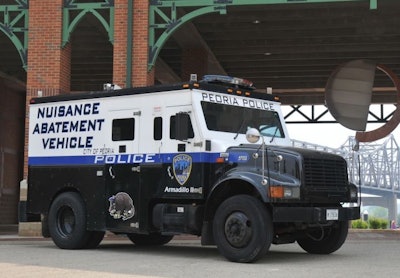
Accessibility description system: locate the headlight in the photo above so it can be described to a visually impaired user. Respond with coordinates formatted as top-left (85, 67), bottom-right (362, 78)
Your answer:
top-left (349, 183), bottom-right (359, 202)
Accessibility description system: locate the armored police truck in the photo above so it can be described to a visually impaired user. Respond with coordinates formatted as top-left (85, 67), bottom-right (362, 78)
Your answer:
top-left (26, 75), bottom-right (360, 263)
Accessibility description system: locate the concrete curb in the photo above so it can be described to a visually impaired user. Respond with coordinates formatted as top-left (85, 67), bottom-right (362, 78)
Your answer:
top-left (1, 227), bottom-right (399, 241)
top-left (348, 229), bottom-right (400, 240)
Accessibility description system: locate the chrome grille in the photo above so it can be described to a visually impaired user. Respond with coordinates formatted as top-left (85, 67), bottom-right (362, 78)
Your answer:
top-left (303, 157), bottom-right (348, 187)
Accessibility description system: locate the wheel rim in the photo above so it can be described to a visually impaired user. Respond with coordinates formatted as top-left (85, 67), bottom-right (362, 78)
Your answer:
top-left (57, 206), bottom-right (75, 236)
top-left (224, 212), bottom-right (252, 248)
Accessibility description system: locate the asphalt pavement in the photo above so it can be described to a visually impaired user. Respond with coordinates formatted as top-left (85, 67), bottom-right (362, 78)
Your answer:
top-left (0, 226), bottom-right (400, 278)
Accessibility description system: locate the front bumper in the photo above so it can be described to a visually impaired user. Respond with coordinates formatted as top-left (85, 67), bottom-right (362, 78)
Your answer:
top-left (272, 206), bottom-right (360, 222)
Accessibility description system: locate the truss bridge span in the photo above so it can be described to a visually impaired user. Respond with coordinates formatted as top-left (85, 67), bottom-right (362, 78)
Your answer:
top-left (292, 135), bottom-right (399, 193)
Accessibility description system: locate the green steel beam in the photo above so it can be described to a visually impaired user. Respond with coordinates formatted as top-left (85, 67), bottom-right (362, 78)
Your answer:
top-left (150, 0), bottom-right (377, 9)
top-left (62, 0), bottom-right (114, 47)
top-left (148, 0), bottom-right (378, 70)
top-left (0, 0), bottom-right (28, 70)
top-left (149, 4), bottom-right (227, 70)
top-left (0, 0), bottom-right (380, 77)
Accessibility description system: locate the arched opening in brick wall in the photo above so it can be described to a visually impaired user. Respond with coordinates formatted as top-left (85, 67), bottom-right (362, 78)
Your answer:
top-left (0, 33), bottom-right (26, 225)
top-left (0, 33), bottom-right (26, 84)
top-left (70, 12), bottom-right (113, 92)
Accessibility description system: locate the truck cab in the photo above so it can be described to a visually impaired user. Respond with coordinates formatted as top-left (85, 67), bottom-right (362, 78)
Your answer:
top-left (26, 75), bottom-right (360, 263)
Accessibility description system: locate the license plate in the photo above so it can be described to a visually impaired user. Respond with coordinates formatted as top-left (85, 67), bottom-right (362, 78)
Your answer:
top-left (326, 209), bottom-right (339, 220)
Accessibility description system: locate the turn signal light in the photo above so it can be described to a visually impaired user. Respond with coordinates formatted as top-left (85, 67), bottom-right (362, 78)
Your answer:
top-left (269, 186), bottom-right (284, 198)
top-left (269, 186), bottom-right (300, 199)
top-left (216, 157), bottom-right (225, 163)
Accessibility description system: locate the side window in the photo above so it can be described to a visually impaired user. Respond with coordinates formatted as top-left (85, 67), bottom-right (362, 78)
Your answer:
top-left (112, 118), bottom-right (135, 141)
top-left (169, 115), bottom-right (194, 139)
top-left (154, 117), bottom-right (162, 140)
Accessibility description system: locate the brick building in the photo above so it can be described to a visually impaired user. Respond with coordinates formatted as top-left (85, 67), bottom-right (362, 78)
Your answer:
top-left (0, 0), bottom-right (214, 225)
top-left (0, 0), bottom-right (175, 225)
top-left (0, 75), bottom-right (25, 224)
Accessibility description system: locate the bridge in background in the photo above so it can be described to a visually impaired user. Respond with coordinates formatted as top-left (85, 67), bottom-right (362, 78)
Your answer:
top-left (292, 134), bottom-right (400, 222)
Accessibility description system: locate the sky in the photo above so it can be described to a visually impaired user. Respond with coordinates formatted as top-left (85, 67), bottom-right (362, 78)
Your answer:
top-left (282, 104), bottom-right (400, 149)
top-left (286, 122), bottom-right (400, 148)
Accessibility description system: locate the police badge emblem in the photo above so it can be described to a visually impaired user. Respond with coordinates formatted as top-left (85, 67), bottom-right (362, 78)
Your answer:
top-left (172, 154), bottom-right (192, 185)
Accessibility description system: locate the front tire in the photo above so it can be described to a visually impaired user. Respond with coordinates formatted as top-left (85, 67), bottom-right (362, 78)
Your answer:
top-left (213, 195), bottom-right (273, 263)
top-left (297, 221), bottom-right (349, 254)
top-left (48, 192), bottom-right (100, 249)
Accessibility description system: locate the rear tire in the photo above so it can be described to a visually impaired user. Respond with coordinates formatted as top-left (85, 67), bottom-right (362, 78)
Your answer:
top-left (213, 195), bottom-right (273, 263)
top-left (297, 221), bottom-right (349, 254)
top-left (48, 192), bottom-right (95, 249)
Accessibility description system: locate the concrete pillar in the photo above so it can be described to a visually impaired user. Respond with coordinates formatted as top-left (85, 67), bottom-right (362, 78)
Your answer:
top-left (388, 193), bottom-right (398, 226)
top-left (361, 194), bottom-right (398, 226)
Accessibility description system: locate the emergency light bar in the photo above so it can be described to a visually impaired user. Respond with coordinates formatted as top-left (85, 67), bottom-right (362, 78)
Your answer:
top-left (202, 75), bottom-right (255, 89)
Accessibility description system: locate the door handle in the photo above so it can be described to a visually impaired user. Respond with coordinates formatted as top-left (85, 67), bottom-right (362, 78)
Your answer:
top-left (109, 166), bottom-right (115, 179)
top-left (167, 166), bottom-right (174, 180)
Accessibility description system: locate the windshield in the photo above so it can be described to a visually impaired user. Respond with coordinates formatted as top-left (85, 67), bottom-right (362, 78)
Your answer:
top-left (201, 101), bottom-right (285, 138)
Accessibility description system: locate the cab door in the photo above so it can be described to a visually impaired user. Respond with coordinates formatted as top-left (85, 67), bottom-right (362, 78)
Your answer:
top-left (157, 106), bottom-right (205, 199)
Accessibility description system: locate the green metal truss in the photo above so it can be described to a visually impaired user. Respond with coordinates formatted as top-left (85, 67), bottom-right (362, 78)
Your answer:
top-left (0, 0), bottom-right (28, 69)
top-left (0, 0), bottom-right (115, 71)
top-left (0, 0), bottom-right (379, 75)
top-left (148, 0), bottom-right (377, 70)
top-left (62, 0), bottom-right (114, 47)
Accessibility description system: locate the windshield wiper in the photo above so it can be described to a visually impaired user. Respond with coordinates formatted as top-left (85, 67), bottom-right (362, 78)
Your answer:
top-left (233, 109), bottom-right (249, 140)
top-left (234, 117), bottom-right (246, 140)
top-left (269, 116), bottom-right (280, 143)
top-left (269, 126), bottom-right (279, 143)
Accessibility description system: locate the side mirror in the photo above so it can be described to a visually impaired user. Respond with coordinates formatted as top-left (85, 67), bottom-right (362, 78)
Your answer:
top-left (246, 128), bottom-right (261, 143)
